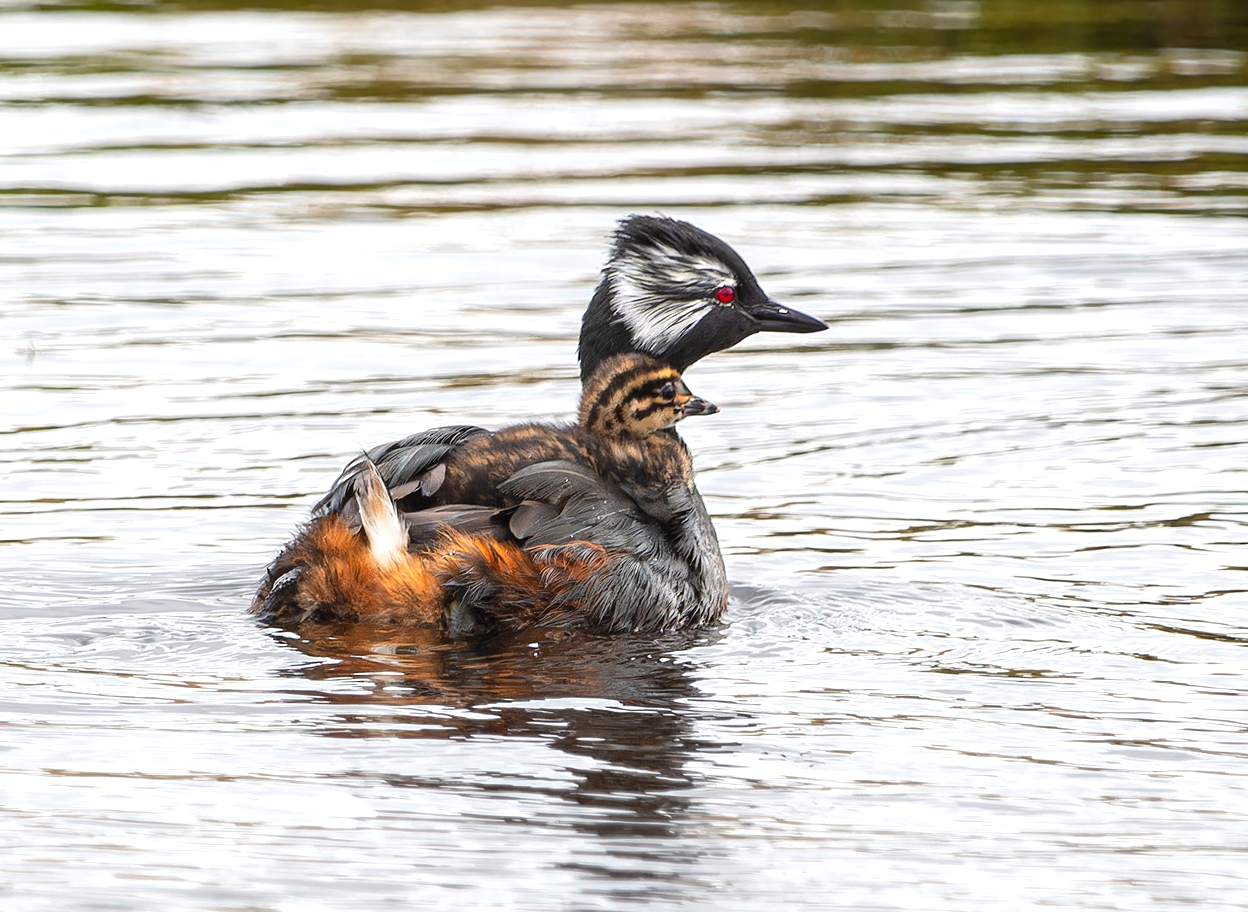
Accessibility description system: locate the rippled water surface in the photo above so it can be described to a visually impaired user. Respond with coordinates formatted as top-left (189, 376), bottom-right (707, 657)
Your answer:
top-left (3, 1), bottom-right (1248, 908)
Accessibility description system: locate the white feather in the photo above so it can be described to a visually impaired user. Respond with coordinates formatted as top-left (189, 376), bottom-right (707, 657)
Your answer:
top-left (353, 461), bottom-right (408, 568)
top-left (609, 243), bottom-right (734, 352)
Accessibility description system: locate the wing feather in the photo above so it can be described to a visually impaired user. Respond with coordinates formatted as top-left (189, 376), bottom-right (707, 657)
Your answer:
top-left (313, 425), bottom-right (490, 526)
top-left (498, 460), bottom-right (663, 557)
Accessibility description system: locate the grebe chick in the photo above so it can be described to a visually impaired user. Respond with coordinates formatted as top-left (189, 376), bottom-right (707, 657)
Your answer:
top-left (254, 354), bottom-right (727, 635)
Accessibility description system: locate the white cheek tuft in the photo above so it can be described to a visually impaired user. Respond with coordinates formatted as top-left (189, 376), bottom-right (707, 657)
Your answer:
top-left (612, 279), bottom-right (710, 352)
top-left (609, 245), bottom-right (734, 352)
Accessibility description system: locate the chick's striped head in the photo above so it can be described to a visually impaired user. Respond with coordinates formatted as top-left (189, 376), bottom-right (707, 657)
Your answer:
top-left (580, 353), bottom-right (718, 439)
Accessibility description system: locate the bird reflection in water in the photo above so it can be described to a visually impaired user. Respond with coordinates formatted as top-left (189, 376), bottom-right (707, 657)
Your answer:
top-left (268, 624), bottom-right (726, 897)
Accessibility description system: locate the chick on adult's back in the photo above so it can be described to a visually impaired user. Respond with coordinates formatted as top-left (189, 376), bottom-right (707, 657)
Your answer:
top-left (253, 355), bottom-right (727, 636)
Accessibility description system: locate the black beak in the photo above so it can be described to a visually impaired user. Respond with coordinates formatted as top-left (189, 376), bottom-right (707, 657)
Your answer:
top-left (681, 396), bottom-right (719, 417)
top-left (746, 299), bottom-right (828, 334)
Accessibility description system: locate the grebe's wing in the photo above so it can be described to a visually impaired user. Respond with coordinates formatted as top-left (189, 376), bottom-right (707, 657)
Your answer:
top-left (389, 460), bottom-right (651, 553)
top-left (400, 503), bottom-right (511, 546)
top-left (497, 460), bottom-right (665, 557)
top-left (312, 426), bottom-right (490, 529)
top-left (499, 460), bottom-right (699, 633)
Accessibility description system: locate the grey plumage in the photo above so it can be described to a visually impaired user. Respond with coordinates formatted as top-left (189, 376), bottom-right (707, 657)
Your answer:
top-left (425, 455), bottom-right (727, 634)
top-left (314, 425), bottom-right (488, 528)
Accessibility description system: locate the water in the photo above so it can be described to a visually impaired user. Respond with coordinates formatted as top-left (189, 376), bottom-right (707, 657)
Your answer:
top-left (3, 0), bottom-right (1248, 908)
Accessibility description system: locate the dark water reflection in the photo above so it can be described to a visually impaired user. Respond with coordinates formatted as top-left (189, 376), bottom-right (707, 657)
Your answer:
top-left (3, 0), bottom-right (1248, 909)
top-left (278, 628), bottom-right (714, 899)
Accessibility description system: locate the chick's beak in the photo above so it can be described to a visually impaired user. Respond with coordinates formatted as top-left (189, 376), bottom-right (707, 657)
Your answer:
top-left (679, 395), bottom-right (719, 417)
top-left (746, 298), bottom-right (829, 334)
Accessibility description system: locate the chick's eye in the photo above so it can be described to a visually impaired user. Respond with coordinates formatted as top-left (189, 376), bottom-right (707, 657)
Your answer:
top-left (714, 285), bottom-right (736, 305)
top-left (659, 382), bottom-right (676, 401)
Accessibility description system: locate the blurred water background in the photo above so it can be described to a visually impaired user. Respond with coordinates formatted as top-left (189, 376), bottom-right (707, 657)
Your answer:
top-left (2, 0), bottom-right (1248, 908)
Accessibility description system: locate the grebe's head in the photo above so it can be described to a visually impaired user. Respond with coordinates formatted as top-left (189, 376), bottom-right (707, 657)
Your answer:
top-left (578, 214), bottom-right (828, 381)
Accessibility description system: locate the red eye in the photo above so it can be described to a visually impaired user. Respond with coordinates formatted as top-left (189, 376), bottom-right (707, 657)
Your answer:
top-left (714, 285), bottom-right (736, 304)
